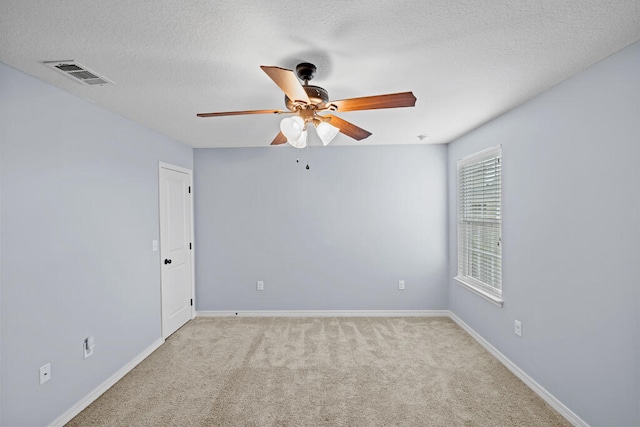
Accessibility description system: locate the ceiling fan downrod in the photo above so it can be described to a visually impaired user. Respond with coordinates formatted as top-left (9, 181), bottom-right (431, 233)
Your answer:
top-left (295, 62), bottom-right (316, 85)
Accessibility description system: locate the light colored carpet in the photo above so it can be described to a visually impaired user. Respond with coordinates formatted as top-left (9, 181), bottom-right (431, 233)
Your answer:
top-left (67, 317), bottom-right (570, 426)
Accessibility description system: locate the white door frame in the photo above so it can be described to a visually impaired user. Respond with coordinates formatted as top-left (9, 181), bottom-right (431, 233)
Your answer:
top-left (158, 161), bottom-right (196, 334)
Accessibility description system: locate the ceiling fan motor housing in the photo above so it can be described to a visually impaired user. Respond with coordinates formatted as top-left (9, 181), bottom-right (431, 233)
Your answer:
top-left (285, 85), bottom-right (330, 111)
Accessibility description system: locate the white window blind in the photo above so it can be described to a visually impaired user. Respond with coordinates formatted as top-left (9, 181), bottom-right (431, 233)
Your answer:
top-left (456, 146), bottom-right (502, 299)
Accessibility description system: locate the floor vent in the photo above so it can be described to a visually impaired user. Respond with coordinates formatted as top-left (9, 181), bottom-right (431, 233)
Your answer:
top-left (44, 60), bottom-right (114, 86)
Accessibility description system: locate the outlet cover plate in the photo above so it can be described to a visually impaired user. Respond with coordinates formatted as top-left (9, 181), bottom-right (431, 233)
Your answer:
top-left (256, 281), bottom-right (264, 291)
top-left (514, 320), bottom-right (522, 337)
top-left (39, 363), bottom-right (51, 384)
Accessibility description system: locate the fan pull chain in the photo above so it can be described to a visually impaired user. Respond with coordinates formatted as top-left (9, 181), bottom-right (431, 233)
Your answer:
top-left (293, 147), bottom-right (310, 169)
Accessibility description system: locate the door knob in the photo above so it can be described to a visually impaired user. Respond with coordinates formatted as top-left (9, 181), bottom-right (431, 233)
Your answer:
top-left (164, 259), bottom-right (172, 264)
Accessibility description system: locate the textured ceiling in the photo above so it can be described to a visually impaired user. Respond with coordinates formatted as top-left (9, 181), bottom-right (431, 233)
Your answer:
top-left (1, 0), bottom-right (639, 148)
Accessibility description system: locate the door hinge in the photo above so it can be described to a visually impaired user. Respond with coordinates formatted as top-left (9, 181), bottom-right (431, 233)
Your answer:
top-left (190, 298), bottom-right (193, 306)
top-left (188, 186), bottom-right (191, 194)
top-left (189, 242), bottom-right (192, 250)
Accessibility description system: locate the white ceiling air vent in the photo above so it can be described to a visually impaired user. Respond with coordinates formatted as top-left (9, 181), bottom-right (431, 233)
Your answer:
top-left (44, 60), bottom-right (114, 86)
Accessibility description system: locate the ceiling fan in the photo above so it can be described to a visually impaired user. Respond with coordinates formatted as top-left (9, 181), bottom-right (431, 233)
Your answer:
top-left (197, 63), bottom-right (417, 148)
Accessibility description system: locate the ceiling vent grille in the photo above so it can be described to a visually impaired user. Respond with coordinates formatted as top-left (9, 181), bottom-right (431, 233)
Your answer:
top-left (44, 60), bottom-right (114, 86)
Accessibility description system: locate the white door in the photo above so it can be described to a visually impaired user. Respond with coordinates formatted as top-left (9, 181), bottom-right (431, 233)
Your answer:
top-left (159, 164), bottom-right (193, 339)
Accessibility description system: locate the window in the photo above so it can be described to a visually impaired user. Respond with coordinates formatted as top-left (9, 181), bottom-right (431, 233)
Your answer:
top-left (456, 146), bottom-right (502, 305)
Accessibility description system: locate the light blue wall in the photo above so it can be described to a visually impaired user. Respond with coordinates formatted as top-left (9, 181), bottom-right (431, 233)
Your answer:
top-left (3, 38), bottom-right (638, 426)
top-left (447, 41), bottom-right (640, 426)
top-left (194, 145), bottom-right (448, 311)
top-left (0, 63), bottom-right (193, 426)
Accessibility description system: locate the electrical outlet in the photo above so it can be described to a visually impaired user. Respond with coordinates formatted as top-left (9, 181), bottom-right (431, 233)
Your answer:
top-left (514, 320), bottom-right (522, 337)
top-left (398, 280), bottom-right (405, 290)
top-left (256, 281), bottom-right (264, 291)
top-left (84, 336), bottom-right (95, 359)
top-left (39, 363), bottom-right (51, 384)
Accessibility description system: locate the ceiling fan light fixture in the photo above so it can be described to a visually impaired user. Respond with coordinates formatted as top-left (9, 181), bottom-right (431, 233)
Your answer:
top-left (316, 121), bottom-right (339, 146)
top-left (280, 116), bottom-right (304, 143)
top-left (288, 129), bottom-right (307, 148)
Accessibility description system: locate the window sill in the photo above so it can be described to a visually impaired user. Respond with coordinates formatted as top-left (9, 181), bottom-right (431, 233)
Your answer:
top-left (454, 277), bottom-right (504, 307)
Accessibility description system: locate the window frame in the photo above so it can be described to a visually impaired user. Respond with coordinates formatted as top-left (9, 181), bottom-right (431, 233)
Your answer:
top-left (455, 145), bottom-right (503, 307)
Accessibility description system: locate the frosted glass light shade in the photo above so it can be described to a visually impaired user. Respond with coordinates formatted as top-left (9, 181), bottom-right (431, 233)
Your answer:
top-left (290, 129), bottom-right (307, 148)
top-left (280, 116), bottom-right (304, 143)
top-left (281, 116), bottom-right (308, 148)
top-left (316, 122), bottom-right (339, 146)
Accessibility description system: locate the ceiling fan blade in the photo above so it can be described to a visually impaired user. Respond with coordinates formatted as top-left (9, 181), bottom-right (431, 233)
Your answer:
top-left (197, 109), bottom-right (285, 118)
top-left (324, 115), bottom-right (372, 141)
top-left (271, 131), bottom-right (287, 145)
top-left (260, 66), bottom-right (310, 104)
top-left (329, 92), bottom-right (416, 113)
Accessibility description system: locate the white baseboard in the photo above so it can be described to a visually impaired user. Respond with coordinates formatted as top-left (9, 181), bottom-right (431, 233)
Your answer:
top-left (448, 312), bottom-right (588, 427)
top-left (196, 310), bottom-right (449, 317)
top-left (50, 338), bottom-right (164, 427)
